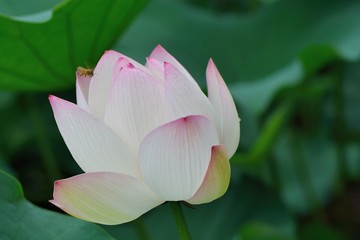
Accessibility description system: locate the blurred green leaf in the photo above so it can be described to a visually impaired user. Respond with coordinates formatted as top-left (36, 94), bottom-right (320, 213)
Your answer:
top-left (300, 44), bottom-right (339, 76)
top-left (268, 131), bottom-right (338, 213)
top-left (0, 92), bottom-right (15, 109)
top-left (0, 0), bottom-right (147, 90)
top-left (0, 154), bottom-right (15, 176)
top-left (119, 0), bottom-right (360, 115)
top-left (345, 144), bottom-right (360, 180)
top-left (0, 0), bottom-right (61, 16)
top-left (240, 103), bottom-right (291, 166)
top-left (299, 221), bottom-right (346, 240)
top-left (331, 60), bottom-right (360, 180)
top-left (0, 93), bottom-right (32, 158)
top-left (231, 62), bottom-right (302, 116)
top-left (237, 222), bottom-right (294, 240)
top-left (0, 93), bottom-right (77, 202)
top-left (0, 170), bottom-right (114, 239)
top-left (105, 178), bottom-right (296, 240)
top-left (343, 61), bottom-right (360, 133)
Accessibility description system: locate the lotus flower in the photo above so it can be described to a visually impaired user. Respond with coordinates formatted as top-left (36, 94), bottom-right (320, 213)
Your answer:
top-left (49, 45), bottom-right (240, 225)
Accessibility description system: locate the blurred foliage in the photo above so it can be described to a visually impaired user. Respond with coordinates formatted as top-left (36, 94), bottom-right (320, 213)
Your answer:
top-left (1, 0), bottom-right (360, 239)
top-left (237, 222), bottom-right (294, 240)
top-left (184, 0), bottom-right (277, 13)
top-left (0, 170), bottom-right (115, 239)
top-left (103, 177), bottom-right (295, 240)
top-left (0, 0), bottom-right (147, 90)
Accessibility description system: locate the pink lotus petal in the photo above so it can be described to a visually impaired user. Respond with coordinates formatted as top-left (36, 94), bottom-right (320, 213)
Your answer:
top-left (206, 59), bottom-right (240, 157)
top-left (112, 57), bottom-right (130, 78)
top-left (50, 172), bottom-right (164, 225)
top-left (104, 65), bottom-right (169, 151)
top-left (49, 95), bottom-right (140, 177)
top-left (88, 50), bottom-right (122, 119)
top-left (164, 62), bottom-right (215, 123)
top-left (149, 45), bottom-right (194, 83)
top-left (139, 115), bottom-right (219, 200)
top-left (187, 145), bottom-right (230, 204)
top-left (113, 57), bottom-right (154, 79)
top-left (145, 57), bottom-right (165, 80)
top-left (88, 50), bottom-right (150, 119)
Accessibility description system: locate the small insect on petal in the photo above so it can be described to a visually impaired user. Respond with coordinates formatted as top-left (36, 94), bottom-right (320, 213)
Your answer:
top-left (77, 67), bottom-right (94, 77)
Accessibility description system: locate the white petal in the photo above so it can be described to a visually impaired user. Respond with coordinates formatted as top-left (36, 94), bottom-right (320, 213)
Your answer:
top-left (145, 57), bottom-right (165, 80)
top-left (104, 64), bottom-right (169, 151)
top-left (50, 172), bottom-right (164, 225)
top-left (149, 45), bottom-right (195, 84)
top-left (112, 57), bottom-right (130, 78)
top-left (76, 68), bottom-right (92, 111)
top-left (88, 51), bottom-right (150, 120)
top-left (113, 57), bottom-right (153, 79)
top-left (164, 62), bottom-right (215, 122)
top-left (49, 95), bottom-right (140, 178)
top-left (139, 115), bottom-right (219, 200)
top-left (88, 50), bottom-right (122, 119)
top-left (206, 59), bottom-right (240, 157)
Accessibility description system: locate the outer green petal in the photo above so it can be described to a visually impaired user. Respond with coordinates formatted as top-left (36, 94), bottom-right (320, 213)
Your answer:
top-left (186, 145), bottom-right (230, 204)
top-left (50, 172), bottom-right (164, 225)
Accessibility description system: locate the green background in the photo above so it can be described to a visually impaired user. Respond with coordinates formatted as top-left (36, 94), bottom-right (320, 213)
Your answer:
top-left (0, 0), bottom-right (359, 239)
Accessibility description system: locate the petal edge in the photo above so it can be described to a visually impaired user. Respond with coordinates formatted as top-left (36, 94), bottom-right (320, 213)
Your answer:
top-left (206, 59), bottom-right (240, 157)
top-left (49, 95), bottom-right (140, 177)
top-left (187, 145), bottom-right (230, 204)
top-left (50, 172), bottom-right (164, 225)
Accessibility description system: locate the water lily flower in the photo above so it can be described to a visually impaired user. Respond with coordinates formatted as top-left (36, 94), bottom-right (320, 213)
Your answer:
top-left (49, 45), bottom-right (240, 225)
